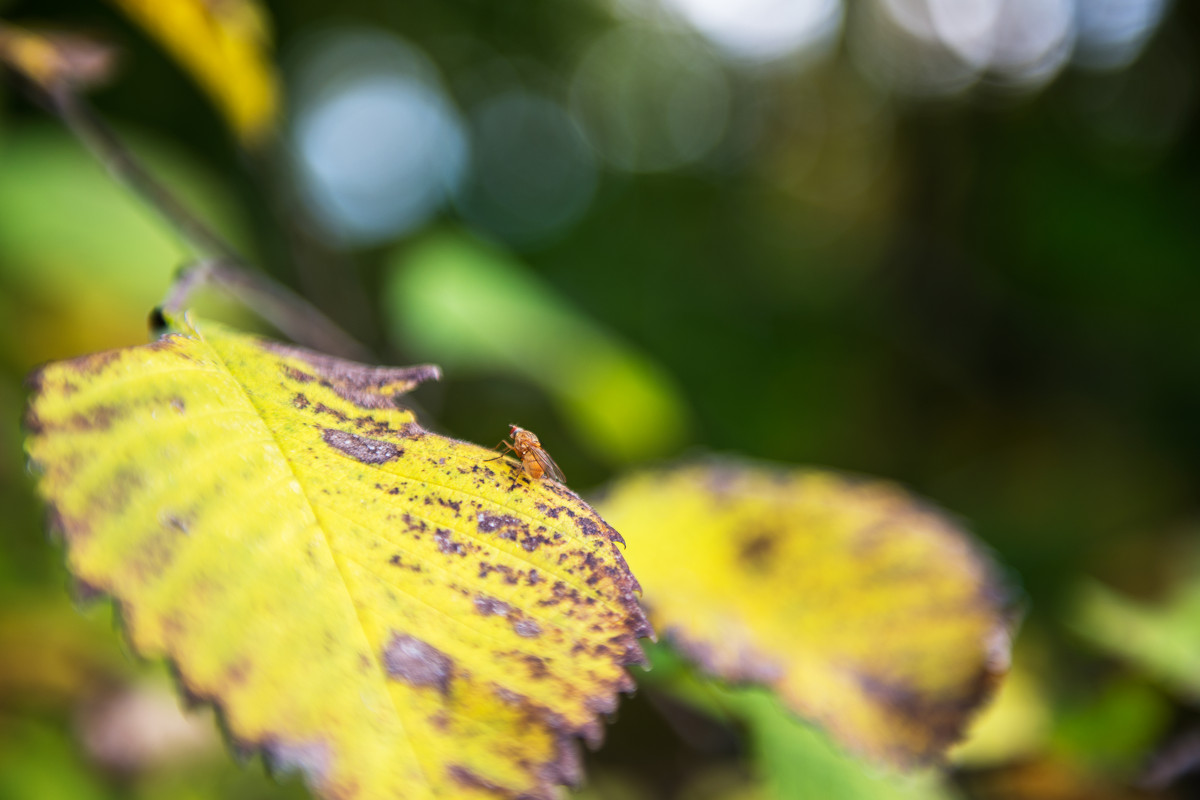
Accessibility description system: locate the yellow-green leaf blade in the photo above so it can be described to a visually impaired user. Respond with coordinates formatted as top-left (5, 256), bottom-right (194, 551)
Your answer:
top-left (25, 318), bottom-right (650, 800)
top-left (597, 461), bottom-right (1011, 767)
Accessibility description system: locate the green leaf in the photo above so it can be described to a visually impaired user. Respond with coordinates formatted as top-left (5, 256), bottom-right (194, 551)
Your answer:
top-left (1070, 576), bottom-right (1200, 699)
top-left (641, 646), bottom-right (958, 800)
top-left (24, 315), bottom-right (651, 800)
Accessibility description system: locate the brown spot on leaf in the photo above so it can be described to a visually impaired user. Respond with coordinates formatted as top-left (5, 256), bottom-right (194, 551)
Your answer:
top-left (160, 511), bottom-right (191, 534)
top-left (388, 554), bottom-right (422, 572)
top-left (536, 503), bottom-right (563, 519)
top-left (738, 530), bottom-right (778, 567)
top-left (260, 341), bottom-right (441, 409)
top-left (513, 619), bottom-right (542, 638)
top-left (400, 514), bottom-right (427, 534)
top-left (517, 531), bottom-right (553, 552)
top-left (474, 595), bottom-right (512, 617)
top-left (435, 529), bottom-right (466, 556)
top-left (224, 659), bottom-right (252, 686)
top-left (522, 655), bottom-right (549, 679)
top-left (282, 366), bottom-right (315, 383)
top-left (79, 348), bottom-right (126, 371)
top-left (477, 512), bottom-right (529, 544)
top-left (45, 404), bottom-right (125, 433)
top-left (574, 517), bottom-right (600, 538)
top-left (322, 429), bottom-right (400, 464)
top-left (314, 403), bottom-right (349, 423)
top-left (383, 632), bottom-right (454, 694)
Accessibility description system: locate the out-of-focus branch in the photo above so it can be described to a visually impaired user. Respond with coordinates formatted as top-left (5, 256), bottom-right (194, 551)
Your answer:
top-left (49, 88), bottom-right (243, 263)
top-left (0, 21), bottom-right (370, 360)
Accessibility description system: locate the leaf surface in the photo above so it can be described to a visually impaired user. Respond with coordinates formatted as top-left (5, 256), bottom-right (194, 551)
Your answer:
top-left (24, 317), bottom-right (650, 800)
top-left (598, 462), bottom-right (1011, 767)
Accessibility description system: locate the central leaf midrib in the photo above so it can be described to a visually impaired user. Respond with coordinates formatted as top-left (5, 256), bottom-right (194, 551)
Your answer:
top-left (198, 330), bottom-right (437, 795)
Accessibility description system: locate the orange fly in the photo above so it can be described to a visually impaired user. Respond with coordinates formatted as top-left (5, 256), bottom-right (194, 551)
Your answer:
top-left (491, 424), bottom-right (565, 482)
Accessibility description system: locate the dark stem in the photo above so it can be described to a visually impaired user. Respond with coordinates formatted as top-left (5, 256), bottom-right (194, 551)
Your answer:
top-left (35, 85), bottom-right (371, 360)
top-left (162, 260), bottom-right (373, 362)
top-left (49, 87), bottom-right (242, 262)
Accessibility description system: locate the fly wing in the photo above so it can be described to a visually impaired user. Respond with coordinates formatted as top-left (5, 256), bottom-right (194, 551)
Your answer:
top-left (531, 447), bottom-right (566, 483)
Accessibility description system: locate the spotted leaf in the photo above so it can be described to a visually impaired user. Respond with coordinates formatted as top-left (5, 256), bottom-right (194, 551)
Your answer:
top-left (24, 315), bottom-right (650, 800)
top-left (598, 461), bottom-right (1012, 768)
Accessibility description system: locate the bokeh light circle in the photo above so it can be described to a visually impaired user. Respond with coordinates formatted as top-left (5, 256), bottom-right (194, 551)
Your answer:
top-left (453, 90), bottom-right (597, 246)
top-left (570, 26), bottom-right (732, 173)
top-left (288, 29), bottom-right (467, 246)
top-left (660, 0), bottom-right (844, 64)
top-left (1074, 0), bottom-right (1170, 70)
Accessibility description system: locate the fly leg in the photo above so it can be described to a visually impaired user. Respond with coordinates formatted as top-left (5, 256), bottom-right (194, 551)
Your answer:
top-left (483, 440), bottom-right (518, 464)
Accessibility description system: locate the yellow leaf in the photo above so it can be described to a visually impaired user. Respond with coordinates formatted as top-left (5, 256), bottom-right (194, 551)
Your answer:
top-left (598, 462), bottom-right (1012, 768)
top-left (949, 661), bottom-right (1051, 767)
top-left (24, 316), bottom-right (651, 799)
top-left (108, 0), bottom-right (279, 144)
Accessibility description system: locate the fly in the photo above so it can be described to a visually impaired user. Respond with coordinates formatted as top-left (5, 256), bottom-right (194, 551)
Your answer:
top-left (489, 424), bottom-right (565, 482)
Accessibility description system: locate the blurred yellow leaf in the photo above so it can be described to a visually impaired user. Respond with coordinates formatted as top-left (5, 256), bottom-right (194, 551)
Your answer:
top-left (0, 23), bottom-right (116, 92)
top-left (599, 462), bottom-right (1012, 767)
top-left (109, 0), bottom-right (279, 144)
top-left (949, 661), bottom-right (1051, 767)
top-left (24, 315), bottom-right (650, 799)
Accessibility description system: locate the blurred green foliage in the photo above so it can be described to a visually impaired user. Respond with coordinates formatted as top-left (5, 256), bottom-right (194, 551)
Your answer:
top-left (387, 231), bottom-right (689, 462)
top-left (3, 0), bottom-right (1200, 798)
top-left (641, 644), bottom-right (957, 800)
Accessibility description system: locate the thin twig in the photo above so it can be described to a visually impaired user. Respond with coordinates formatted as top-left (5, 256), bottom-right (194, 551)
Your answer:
top-left (26, 81), bottom-right (372, 360)
top-left (49, 87), bottom-right (242, 263)
top-left (163, 260), bottom-right (373, 362)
